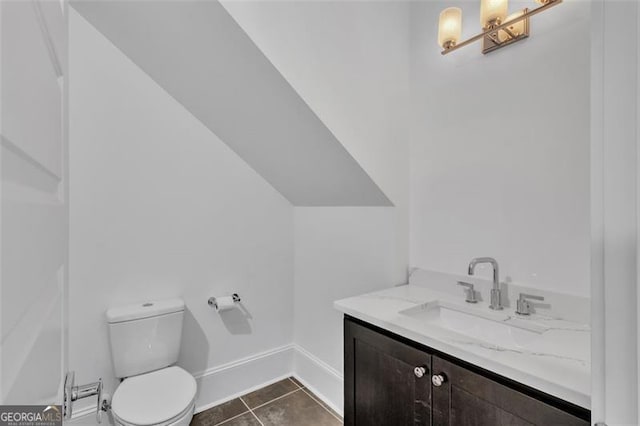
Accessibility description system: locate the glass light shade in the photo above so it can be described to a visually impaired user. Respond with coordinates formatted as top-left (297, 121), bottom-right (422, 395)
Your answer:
top-left (498, 10), bottom-right (525, 42)
top-left (480, 0), bottom-right (508, 28)
top-left (438, 7), bottom-right (462, 49)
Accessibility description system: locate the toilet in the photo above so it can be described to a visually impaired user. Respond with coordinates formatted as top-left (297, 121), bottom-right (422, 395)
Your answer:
top-left (106, 299), bottom-right (197, 426)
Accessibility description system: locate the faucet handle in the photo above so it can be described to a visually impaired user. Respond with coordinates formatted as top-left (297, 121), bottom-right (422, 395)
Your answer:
top-left (516, 293), bottom-right (544, 315)
top-left (519, 293), bottom-right (544, 301)
top-left (457, 281), bottom-right (478, 304)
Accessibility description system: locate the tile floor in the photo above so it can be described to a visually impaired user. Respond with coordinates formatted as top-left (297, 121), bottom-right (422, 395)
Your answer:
top-left (190, 377), bottom-right (343, 426)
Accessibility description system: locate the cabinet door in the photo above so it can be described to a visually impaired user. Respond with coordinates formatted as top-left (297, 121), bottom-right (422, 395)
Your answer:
top-left (431, 356), bottom-right (588, 426)
top-left (344, 318), bottom-right (431, 426)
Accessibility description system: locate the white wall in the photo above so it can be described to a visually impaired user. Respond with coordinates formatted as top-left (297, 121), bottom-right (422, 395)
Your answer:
top-left (292, 206), bottom-right (400, 409)
top-left (68, 8), bottom-right (294, 416)
top-left (221, 0), bottom-right (410, 210)
top-left (410, 0), bottom-right (591, 297)
top-left (70, 0), bottom-right (391, 208)
top-left (221, 1), bottom-right (411, 410)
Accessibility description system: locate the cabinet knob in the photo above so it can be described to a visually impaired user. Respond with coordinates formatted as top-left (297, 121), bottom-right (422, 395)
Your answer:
top-left (431, 373), bottom-right (447, 387)
top-left (413, 366), bottom-right (427, 378)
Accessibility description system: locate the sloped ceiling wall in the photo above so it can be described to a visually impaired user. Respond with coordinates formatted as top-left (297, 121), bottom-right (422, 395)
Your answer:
top-left (70, 0), bottom-right (392, 206)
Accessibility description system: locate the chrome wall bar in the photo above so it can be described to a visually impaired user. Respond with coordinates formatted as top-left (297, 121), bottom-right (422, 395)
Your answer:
top-left (64, 371), bottom-right (109, 423)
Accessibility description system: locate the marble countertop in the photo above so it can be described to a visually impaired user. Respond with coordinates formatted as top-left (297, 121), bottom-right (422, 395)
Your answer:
top-left (334, 284), bottom-right (591, 409)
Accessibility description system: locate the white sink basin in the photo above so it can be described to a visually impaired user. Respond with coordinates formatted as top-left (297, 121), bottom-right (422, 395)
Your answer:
top-left (399, 300), bottom-right (547, 350)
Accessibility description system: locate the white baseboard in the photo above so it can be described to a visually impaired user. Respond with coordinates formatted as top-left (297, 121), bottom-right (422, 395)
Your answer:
top-left (193, 344), bottom-right (295, 413)
top-left (67, 343), bottom-right (345, 424)
top-left (292, 344), bottom-right (344, 416)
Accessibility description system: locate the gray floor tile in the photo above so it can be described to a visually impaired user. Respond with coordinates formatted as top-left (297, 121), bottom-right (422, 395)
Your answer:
top-left (190, 398), bottom-right (248, 426)
top-left (241, 378), bottom-right (299, 409)
top-left (253, 390), bottom-right (342, 426)
top-left (301, 388), bottom-right (342, 420)
top-left (218, 412), bottom-right (262, 426)
top-left (288, 376), bottom-right (304, 388)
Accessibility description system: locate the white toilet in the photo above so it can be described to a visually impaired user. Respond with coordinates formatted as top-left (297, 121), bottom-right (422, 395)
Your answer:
top-left (106, 299), bottom-right (197, 426)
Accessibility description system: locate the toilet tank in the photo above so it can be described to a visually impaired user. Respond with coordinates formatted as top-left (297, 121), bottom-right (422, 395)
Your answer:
top-left (106, 298), bottom-right (185, 378)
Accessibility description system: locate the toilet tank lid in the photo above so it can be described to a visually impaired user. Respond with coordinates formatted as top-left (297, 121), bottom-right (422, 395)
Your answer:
top-left (106, 298), bottom-right (185, 323)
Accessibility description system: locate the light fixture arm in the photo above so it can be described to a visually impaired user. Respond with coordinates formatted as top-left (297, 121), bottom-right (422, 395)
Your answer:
top-left (441, 0), bottom-right (562, 55)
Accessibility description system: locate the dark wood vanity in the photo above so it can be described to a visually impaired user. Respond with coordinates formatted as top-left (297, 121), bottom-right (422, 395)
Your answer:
top-left (344, 316), bottom-right (590, 426)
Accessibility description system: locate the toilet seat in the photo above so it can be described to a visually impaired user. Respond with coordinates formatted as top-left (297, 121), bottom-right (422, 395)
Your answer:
top-left (113, 401), bottom-right (194, 426)
top-left (112, 366), bottom-right (197, 426)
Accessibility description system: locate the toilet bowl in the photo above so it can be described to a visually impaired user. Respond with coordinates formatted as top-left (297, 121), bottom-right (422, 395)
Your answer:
top-left (106, 299), bottom-right (196, 426)
top-left (111, 366), bottom-right (197, 426)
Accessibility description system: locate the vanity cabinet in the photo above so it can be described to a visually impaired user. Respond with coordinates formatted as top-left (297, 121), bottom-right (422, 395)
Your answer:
top-left (344, 315), bottom-right (432, 425)
top-left (344, 317), bottom-right (590, 426)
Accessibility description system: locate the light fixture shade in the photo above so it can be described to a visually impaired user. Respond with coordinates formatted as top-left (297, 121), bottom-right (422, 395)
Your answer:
top-left (480, 0), bottom-right (508, 28)
top-left (498, 10), bottom-right (525, 42)
top-left (438, 7), bottom-right (462, 49)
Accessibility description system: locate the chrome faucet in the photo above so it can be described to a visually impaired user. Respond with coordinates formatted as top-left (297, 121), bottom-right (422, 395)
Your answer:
top-left (468, 257), bottom-right (503, 310)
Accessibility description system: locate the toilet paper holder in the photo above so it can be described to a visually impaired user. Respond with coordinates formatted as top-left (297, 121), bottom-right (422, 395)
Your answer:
top-left (208, 293), bottom-right (241, 309)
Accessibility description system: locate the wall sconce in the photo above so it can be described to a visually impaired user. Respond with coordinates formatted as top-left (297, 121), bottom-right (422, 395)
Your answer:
top-left (438, 0), bottom-right (562, 55)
